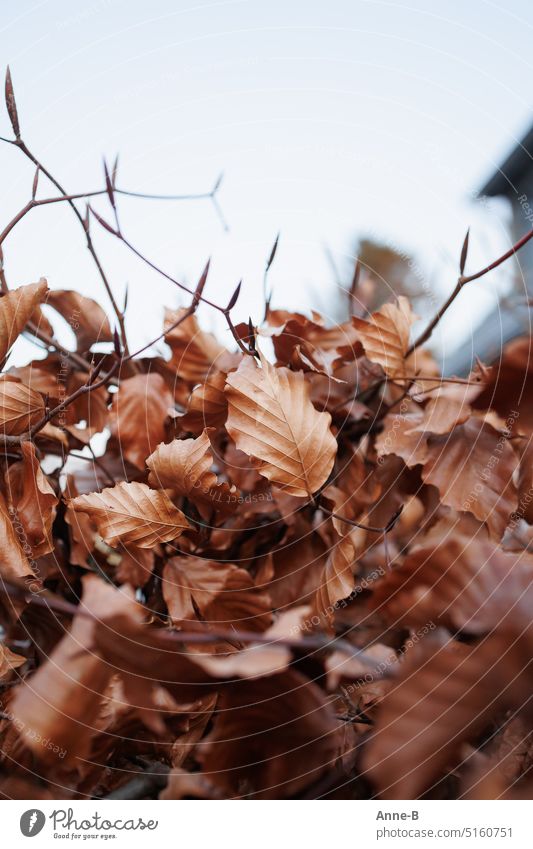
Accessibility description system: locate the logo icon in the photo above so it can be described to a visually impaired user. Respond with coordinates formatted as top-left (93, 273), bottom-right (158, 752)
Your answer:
top-left (20, 810), bottom-right (46, 837)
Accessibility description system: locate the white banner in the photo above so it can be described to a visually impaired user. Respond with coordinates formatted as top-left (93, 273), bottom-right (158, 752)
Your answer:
top-left (3, 800), bottom-right (530, 848)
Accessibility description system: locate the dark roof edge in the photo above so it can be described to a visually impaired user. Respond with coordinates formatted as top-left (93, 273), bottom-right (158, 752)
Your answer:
top-left (478, 123), bottom-right (533, 198)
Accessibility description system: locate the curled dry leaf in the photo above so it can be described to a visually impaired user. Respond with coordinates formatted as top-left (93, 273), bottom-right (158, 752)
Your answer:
top-left (0, 643), bottom-right (26, 681)
top-left (312, 537), bottom-right (355, 625)
top-left (352, 295), bottom-right (415, 378)
top-left (9, 575), bottom-right (142, 766)
top-left (0, 490), bottom-right (34, 582)
top-left (263, 309), bottom-right (360, 366)
top-left (422, 418), bottom-right (518, 540)
top-left (147, 429), bottom-right (236, 516)
top-left (63, 370), bottom-right (108, 433)
top-left (165, 308), bottom-right (228, 385)
top-left (110, 372), bottom-right (173, 468)
top-left (163, 555), bottom-right (272, 632)
top-left (69, 481), bottom-right (191, 549)
top-left (0, 376), bottom-right (45, 435)
top-left (407, 393), bottom-right (472, 435)
top-left (179, 369), bottom-right (228, 434)
top-left (0, 279), bottom-right (49, 363)
top-left (199, 670), bottom-right (341, 799)
top-left (5, 441), bottom-right (58, 558)
top-left (225, 354), bottom-right (337, 497)
top-left (44, 289), bottom-right (113, 351)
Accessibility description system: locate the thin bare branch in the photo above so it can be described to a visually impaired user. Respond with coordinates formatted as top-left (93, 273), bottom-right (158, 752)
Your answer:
top-left (408, 226), bottom-right (533, 354)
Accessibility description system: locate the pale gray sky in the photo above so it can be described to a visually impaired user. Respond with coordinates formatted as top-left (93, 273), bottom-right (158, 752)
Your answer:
top-left (1, 0), bottom-right (532, 363)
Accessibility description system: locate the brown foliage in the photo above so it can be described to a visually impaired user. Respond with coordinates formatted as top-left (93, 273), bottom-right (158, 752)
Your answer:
top-left (1, 81), bottom-right (533, 798)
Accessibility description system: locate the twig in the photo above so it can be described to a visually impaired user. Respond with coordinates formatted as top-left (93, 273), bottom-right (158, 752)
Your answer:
top-left (24, 320), bottom-right (93, 372)
top-left (123, 260), bottom-right (210, 362)
top-left (12, 139), bottom-right (130, 355)
top-left (320, 504), bottom-right (403, 534)
top-left (89, 207), bottom-right (255, 357)
top-left (0, 579), bottom-right (389, 671)
top-left (68, 450), bottom-right (117, 488)
top-left (0, 180), bottom-right (222, 247)
top-left (1, 359), bottom-right (119, 445)
top-left (263, 233), bottom-right (279, 321)
top-left (408, 226), bottom-right (533, 355)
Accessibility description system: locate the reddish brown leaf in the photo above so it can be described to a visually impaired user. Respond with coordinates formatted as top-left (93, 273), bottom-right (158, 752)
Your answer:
top-left (110, 372), bottom-right (173, 468)
top-left (225, 354), bottom-right (337, 497)
top-left (69, 481), bottom-right (191, 548)
top-left (0, 279), bottom-right (49, 364)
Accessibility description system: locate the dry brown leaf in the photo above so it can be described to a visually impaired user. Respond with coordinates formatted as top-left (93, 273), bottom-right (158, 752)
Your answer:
top-left (352, 296), bottom-right (415, 378)
top-left (200, 670), bottom-right (341, 798)
top-left (180, 369), bottom-right (228, 434)
top-left (0, 643), bottom-right (26, 681)
top-left (0, 490), bottom-right (34, 582)
top-left (422, 418), bottom-right (518, 539)
top-left (0, 279), bottom-right (49, 363)
top-left (114, 544), bottom-right (155, 588)
top-left (163, 555), bottom-right (272, 631)
top-left (407, 394), bottom-right (472, 435)
top-left (267, 521), bottom-right (328, 608)
top-left (370, 514), bottom-right (533, 631)
top-left (363, 631), bottom-right (533, 799)
top-left (69, 481), bottom-right (191, 548)
top-left (147, 429), bottom-right (236, 516)
top-left (44, 289), bottom-right (113, 351)
top-left (9, 575), bottom-right (142, 765)
top-left (5, 442), bottom-right (58, 558)
top-left (0, 376), bottom-right (45, 435)
top-left (165, 308), bottom-right (228, 385)
top-left (109, 372), bottom-right (173, 468)
top-left (313, 537), bottom-right (355, 624)
top-left (225, 354), bottom-right (337, 497)
top-left (263, 310), bottom-right (361, 365)
top-left (63, 371), bottom-right (108, 432)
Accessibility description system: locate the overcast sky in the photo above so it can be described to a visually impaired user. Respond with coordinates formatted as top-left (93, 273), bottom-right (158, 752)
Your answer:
top-left (1, 0), bottom-right (532, 364)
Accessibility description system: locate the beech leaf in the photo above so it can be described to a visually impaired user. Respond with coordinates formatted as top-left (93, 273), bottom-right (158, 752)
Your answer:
top-left (0, 279), bottom-right (49, 363)
top-left (225, 354), bottom-right (337, 497)
top-left (69, 481), bottom-right (191, 548)
top-left (352, 295), bottom-right (415, 378)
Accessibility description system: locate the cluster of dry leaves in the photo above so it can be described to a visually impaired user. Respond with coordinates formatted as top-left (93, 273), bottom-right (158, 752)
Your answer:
top-left (1, 69), bottom-right (533, 801)
top-left (1, 272), bottom-right (533, 801)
